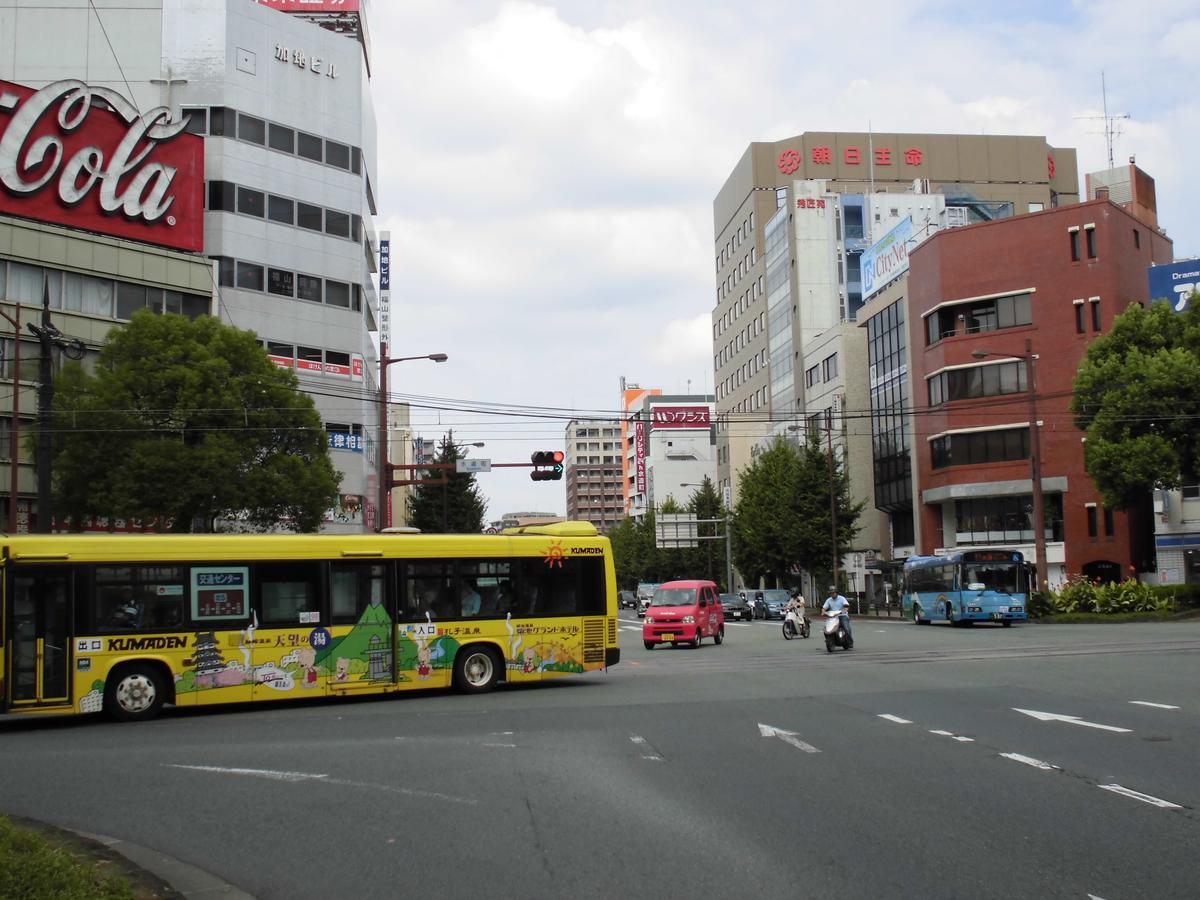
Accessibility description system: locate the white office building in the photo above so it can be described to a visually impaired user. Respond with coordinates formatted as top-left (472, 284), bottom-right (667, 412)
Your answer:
top-left (0, 0), bottom-right (381, 531)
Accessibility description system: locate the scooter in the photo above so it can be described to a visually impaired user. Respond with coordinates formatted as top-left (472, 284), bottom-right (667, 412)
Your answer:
top-left (823, 609), bottom-right (853, 653)
top-left (782, 606), bottom-right (811, 640)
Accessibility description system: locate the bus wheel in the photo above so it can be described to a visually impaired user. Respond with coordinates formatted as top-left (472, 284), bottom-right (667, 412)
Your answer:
top-left (105, 665), bottom-right (165, 721)
top-left (454, 646), bottom-right (500, 693)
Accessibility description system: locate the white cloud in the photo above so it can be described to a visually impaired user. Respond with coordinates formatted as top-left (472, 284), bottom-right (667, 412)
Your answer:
top-left (366, 0), bottom-right (1199, 518)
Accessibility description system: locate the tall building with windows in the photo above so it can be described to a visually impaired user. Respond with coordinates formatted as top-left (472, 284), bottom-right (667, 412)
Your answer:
top-left (909, 197), bottom-right (1172, 587)
top-left (712, 132), bottom-right (1079, 508)
top-left (1, 0), bottom-right (381, 531)
top-left (564, 419), bottom-right (623, 533)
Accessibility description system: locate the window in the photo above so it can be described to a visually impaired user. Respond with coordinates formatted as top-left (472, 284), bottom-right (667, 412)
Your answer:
top-left (822, 353), bottom-right (838, 381)
top-left (1075, 302), bottom-right (1085, 334)
top-left (236, 186), bottom-right (265, 218)
top-left (297, 203), bottom-right (323, 231)
top-left (1133, 229), bottom-right (1141, 249)
top-left (296, 274), bottom-right (322, 303)
top-left (267, 195), bottom-right (294, 225)
top-left (208, 180), bottom-right (235, 212)
top-left (297, 132), bottom-right (323, 161)
top-left (1085, 227), bottom-right (1097, 259)
top-left (296, 346), bottom-right (322, 372)
top-left (268, 123), bottom-right (295, 153)
top-left (928, 361), bottom-right (1026, 406)
top-left (1028, 202), bottom-right (1044, 213)
top-left (351, 146), bottom-right (362, 175)
top-left (116, 282), bottom-right (150, 319)
top-left (255, 563), bottom-right (319, 626)
top-left (1091, 299), bottom-right (1101, 331)
top-left (402, 561), bottom-right (453, 621)
top-left (208, 106), bottom-right (230, 136)
top-left (92, 566), bottom-right (187, 633)
top-left (0, 341), bottom-right (37, 382)
top-left (237, 113), bottom-right (265, 145)
top-left (217, 257), bottom-right (235, 287)
top-left (267, 341), bottom-right (293, 363)
top-left (324, 209), bottom-right (350, 238)
top-left (331, 563), bottom-right (385, 625)
top-left (64, 273), bottom-right (114, 316)
top-left (182, 107), bottom-right (207, 135)
top-left (236, 261), bottom-right (264, 291)
top-left (325, 141), bottom-right (351, 169)
top-left (1069, 230), bottom-right (1080, 261)
top-left (1183, 485), bottom-right (1200, 500)
top-left (1087, 505), bottom-right (1098, 538)
top-left (926, 293), bottom-right (1032, 344)
top-left (324, 280), bottom-right (350, 307)
top-left (267, 268), bottom-right (294, 297)
top-left (1104, 507), bottom-right (1115, 537)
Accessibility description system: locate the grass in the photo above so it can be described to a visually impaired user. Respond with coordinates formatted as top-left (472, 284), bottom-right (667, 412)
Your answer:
top-left (0, 815), bottom-right (176, 900)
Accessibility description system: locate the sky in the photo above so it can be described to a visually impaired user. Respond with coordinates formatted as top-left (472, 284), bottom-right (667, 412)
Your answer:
top-left (365, 0), bottom-right (1200, 522)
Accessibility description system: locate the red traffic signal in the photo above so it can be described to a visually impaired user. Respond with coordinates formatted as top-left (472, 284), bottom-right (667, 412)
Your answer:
top-left (530, 450), bottom-right (565, 481)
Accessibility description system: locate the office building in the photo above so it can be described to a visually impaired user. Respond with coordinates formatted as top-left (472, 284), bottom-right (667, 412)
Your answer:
top-left (564, 419), bottom-right (623, 533)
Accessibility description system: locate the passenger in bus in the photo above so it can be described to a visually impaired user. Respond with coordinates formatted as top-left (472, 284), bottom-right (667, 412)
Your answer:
top-left (105, 588), bottom-right (142, 630)
top-left (460, 580), bottom-right (482, 617)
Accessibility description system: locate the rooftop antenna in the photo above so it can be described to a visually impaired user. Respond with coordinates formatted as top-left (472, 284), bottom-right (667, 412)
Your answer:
top-left (1075, 70), bottom-right (1129, 170)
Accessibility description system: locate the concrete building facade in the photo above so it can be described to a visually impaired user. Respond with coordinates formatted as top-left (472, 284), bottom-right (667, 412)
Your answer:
top-left (1, 0), bottom-right (382, 531)
top-left (564, 418), bottom-right (623, 533)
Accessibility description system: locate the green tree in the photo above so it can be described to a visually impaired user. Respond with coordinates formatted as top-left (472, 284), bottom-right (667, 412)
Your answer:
top-left (686, 477), bottom-right (727, 589)
top-left (52, 310), bottom-right (340, 532)
top-left (407, 434), bottom-right (487, 533)
top-left (1072, 300), bottom-right (1200, 508)
top-left (731, 435), bottom-right (863, 588)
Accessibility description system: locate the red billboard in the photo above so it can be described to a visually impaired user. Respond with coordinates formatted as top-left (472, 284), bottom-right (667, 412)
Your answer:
top-left (650, 406), bottom-right (711, 429)
top-left (0, 79), bottom-right (204, 252)
top-left (254, 0), bottom-right (361, 11)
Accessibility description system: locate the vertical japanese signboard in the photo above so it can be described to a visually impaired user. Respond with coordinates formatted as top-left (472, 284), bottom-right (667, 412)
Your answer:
top-left (634, 420), bottom-right (647, 494)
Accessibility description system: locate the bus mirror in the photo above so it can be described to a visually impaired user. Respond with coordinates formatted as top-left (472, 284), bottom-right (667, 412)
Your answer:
top-left (967, 582), bottom-right (985, 591)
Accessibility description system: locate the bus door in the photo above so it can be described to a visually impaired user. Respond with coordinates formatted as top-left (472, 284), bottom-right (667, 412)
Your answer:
top-left (327, 562), bottom-right (395, 690)
top-left (7, 570), bottom-right (71, 709)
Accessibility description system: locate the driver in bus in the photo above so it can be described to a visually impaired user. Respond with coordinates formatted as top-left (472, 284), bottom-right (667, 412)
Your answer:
top-left (106, 588), bottom-right (142, 630)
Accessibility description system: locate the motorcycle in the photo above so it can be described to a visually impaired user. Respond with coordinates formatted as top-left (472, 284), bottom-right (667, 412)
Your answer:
top-left (822, 609), bottom-right (853, 653)
top-left (782, 606), bottom-right (811, 640)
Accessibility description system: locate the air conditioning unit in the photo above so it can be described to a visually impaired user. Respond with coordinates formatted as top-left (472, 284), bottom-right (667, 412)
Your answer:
top-left (946, 207), bottom-right (970, 228)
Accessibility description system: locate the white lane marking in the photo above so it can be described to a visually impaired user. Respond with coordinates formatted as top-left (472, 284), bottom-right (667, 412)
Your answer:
top-left (480, 742), bottom-right (516, 748)
top-left (642, 756), bottom-right (663, 761)
top-left (166, 764), bottom-right (476, 805)
top-left (1130, 701), bottom-right (1180, 710)
top-left (619, 625), bottom-right (642, 632)
top-left (165, 765), bottom-right (327, 782)
top-left (878, 714), bottom-right (912, 724)
top-left (1000, 752), bottom-right (1059, 770)
top-left (929, 729), bottom-right (974, 742)
top-left (1013, 708), bottom-right (1132, 733)
top-left (630, 735), bottom-right (646, 745)
top-left (1098, 784), bottom-right (1182, 809)
top-left (758, 723), bottom-right (821, 753)
top-left (630, 734), bottom-right (662, 760)
top-left (874, 629), bottom-right (887, 633)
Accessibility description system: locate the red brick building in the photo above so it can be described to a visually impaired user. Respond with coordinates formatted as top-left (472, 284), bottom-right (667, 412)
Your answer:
top-left (908, 198), bottom-right (1173, 587)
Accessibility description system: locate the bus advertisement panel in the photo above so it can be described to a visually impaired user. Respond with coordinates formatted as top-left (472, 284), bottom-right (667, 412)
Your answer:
top-left (902, 550), bottom-right (1029, 627)
top-left (1, 522), bottom-right (618, 722)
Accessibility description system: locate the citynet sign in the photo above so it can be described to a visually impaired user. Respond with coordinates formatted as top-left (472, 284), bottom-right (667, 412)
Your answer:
top-left (0, 79), bottom-right (203, 252)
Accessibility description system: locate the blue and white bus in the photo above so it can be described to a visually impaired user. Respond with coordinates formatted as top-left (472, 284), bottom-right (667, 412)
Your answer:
top-left (902, 550), bottom-right (1030, 627)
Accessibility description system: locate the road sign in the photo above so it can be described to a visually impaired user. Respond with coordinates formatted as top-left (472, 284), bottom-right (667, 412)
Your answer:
top-left (656, 513), bottom-right (697, 549)
top-left (456, 458), bottom-right (492, 473)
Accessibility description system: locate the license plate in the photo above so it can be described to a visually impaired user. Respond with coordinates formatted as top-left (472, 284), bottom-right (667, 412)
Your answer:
top-left (997, 606), bottom-right (1008, 613)
top-left (661, 633), bottom-right (675, 642)
top-left (991, 613), bottom-right (1002, 620)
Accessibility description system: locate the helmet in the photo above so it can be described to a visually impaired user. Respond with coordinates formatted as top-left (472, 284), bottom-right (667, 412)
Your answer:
top-left (790, 588), bottom-right (800, 597)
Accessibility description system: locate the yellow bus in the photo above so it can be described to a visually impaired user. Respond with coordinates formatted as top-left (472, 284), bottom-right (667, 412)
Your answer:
top-left (0, 522), bottom-right (618, 722)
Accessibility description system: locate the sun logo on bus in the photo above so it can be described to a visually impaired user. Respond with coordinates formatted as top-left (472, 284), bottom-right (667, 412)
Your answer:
top-left (543, 541), bottom-right (566, 569)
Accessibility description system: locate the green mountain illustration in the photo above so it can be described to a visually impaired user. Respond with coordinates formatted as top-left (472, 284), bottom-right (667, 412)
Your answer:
top-left (317, 602), bottom-right (392, 671)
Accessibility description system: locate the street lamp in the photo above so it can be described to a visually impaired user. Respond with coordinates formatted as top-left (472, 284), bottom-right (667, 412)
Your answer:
top-left (377, 344), bottom-right (447, 532)
top-left (971, 338), bottom-right (1045, 592)
top-left (0, 303), bottom-right (21, 532)
top-left (681, 481), bottom-right (733, 594)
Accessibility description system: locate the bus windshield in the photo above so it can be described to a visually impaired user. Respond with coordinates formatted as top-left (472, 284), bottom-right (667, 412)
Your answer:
top-left (962, 563), bottom-right (1020, 594)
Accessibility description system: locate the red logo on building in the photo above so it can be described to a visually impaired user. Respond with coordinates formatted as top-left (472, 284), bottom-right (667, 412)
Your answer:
top-left (777, 149), bottom-right (801, 175)
top-left (254, 0), bottom-right (361, 11)
top-left (0, 79), bottom-right (204, 252)
top-left (1047, 153), bottom-right (1056, 179)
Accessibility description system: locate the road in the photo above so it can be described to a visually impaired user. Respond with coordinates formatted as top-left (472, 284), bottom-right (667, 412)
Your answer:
top-left (2, 613), bottom-right (1198, 899)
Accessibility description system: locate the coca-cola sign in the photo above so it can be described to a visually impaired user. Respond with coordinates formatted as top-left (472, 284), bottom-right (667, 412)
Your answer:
top-left (0, 79), bottom-right (203, 252)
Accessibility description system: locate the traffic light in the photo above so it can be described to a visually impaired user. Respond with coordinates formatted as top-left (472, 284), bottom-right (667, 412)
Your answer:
top-left (530, 450), bottom-right (565, 481)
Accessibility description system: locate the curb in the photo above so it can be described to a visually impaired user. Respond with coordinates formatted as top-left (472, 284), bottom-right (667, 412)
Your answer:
top-left (74, 828), bottom-right (255, 899)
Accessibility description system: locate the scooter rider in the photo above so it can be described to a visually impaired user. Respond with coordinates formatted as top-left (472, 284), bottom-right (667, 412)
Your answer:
top-left (786, 588), bottom-right (809, 629)
top-left (822, 585), bottom-right (853, 648)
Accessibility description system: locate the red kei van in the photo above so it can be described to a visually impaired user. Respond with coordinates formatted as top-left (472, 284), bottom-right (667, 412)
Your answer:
top-left (642, 580), bottom-right (725, 650)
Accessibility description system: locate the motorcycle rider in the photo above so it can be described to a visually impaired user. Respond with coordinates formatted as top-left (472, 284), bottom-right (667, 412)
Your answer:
top-left (785, 588), bottom-right (809, 631)
top-left (822, 585), bottom-right (853, 648)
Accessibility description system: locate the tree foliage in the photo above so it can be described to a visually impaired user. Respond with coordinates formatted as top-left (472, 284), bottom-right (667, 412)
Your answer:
top-left (731, 435), bottom-right (864, 588)
top-left (52, 310), bottom-right (341, 532)
top-left (406, 434), bottom-right (487, 533)
top-left (1072, 301), bottom-right (1200, 508)
top-left (608, 478), bottom-right (731, 591)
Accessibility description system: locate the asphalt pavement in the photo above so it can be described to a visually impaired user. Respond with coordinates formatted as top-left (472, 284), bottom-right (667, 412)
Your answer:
top-left (1, 612), bottom-right (1197, 899)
